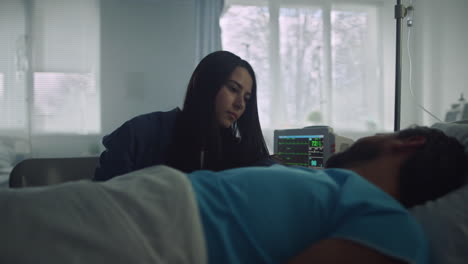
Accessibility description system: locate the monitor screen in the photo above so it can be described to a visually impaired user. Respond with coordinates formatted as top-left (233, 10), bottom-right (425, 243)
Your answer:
top-left (276, 134), bottom-right (325, 168)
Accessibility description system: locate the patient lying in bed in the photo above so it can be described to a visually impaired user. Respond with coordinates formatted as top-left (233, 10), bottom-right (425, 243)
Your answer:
top-left (0, 126), bottom-right (466, 264)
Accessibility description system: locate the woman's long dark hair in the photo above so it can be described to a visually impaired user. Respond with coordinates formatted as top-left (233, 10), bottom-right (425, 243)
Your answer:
top-left (166, 51), bottom-right (270, 172)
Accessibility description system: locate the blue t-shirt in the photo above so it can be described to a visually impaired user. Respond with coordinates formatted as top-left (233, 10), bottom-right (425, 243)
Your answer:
top-left (188, 164), bottom-right (429, 264)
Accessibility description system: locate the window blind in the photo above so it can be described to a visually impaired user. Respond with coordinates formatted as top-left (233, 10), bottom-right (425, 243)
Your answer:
top-left (30, 0), bottom-right (100, 134)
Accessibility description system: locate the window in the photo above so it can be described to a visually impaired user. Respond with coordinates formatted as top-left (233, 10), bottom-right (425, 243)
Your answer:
top-left (31, 0), bottom-right (100, 134)
top-left (0, 0), bottom-right (100, 135)
top-left (33, 72), bottom-right (98, 133)
top-left (0, 0), bottom-right (28, 131)
top-left (221, 0), bottom-right (394, 141)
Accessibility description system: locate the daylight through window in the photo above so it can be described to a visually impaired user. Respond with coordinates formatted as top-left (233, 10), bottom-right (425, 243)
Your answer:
top-left (221, 1), bottom-right (392, 136)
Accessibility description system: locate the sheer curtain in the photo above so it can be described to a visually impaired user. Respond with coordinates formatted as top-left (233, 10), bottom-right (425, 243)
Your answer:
top-left (0, 0), bottom-right (100, 179)
top-left (195, 0), bottom-right (225, 63)
top-left (31, 0), bottom-right (100, 135)
top-left (220, 0), bottom-right (396, 150)
top-left (0, 0), bottom-right (28, 183)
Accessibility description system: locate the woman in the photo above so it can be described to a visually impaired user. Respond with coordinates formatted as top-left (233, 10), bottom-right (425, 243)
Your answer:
top-left (94, 51), bottom-right (272, 181)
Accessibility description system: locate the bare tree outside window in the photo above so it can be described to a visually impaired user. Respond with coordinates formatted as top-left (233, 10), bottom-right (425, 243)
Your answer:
top-left (280, 7), bottom-right (324, 127)
top-left (331, 9), bottom-right (379, 131)
top-left (220, 5), bottom-right (271, 125)
top-left (221, 2), bottom-right (386, 136)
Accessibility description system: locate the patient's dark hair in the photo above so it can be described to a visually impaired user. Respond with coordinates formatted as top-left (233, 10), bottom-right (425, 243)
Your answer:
top-left (166, 51), bottom-right (269, 172)
top-left (398, 126), bottom-right (468, 208)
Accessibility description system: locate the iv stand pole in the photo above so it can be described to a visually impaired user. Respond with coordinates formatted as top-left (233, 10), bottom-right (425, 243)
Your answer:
top-left (394, 0), bottom-right (408, 131)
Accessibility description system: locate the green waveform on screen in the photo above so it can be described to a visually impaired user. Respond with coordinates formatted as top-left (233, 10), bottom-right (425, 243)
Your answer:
top-left (285, 162), bottom-right (309, 166)
top-left (278, 152), bottom-right (308, 155)
top-left (278, 142), bottom-right (309, 145)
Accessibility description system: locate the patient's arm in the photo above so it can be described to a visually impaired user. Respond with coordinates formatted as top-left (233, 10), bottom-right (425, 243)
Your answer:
top-left (287, 238), bottom-right (407, 264)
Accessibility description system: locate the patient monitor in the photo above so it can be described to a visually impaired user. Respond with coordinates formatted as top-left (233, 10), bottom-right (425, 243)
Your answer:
top-left (273, 126), bottom-right (354, 168)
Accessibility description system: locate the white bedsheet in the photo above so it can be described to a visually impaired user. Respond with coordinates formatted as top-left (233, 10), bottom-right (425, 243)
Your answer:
top-left (0, 165), bottom-right (207, 264)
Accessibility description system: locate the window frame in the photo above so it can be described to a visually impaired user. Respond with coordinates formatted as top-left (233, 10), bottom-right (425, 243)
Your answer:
top-left (0, 0), bottom-right (101, 135)
top-left (222, 0), bottom-right (390, 134)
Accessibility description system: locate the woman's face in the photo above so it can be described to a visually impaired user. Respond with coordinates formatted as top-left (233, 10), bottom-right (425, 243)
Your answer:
top-left (215, 66), bottom-right (253, 128)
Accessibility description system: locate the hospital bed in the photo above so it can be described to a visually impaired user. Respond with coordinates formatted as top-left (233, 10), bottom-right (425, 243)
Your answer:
top-left (2, 165), bottom-right (207, 264)
top-left (2, 121), bottom-right (468, 264)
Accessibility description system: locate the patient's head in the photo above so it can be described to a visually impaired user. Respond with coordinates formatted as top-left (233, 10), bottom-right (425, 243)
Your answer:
top-left (326, 126), bottom-right (468, 208)
top-left (396, 127), bottom-right (467, 207)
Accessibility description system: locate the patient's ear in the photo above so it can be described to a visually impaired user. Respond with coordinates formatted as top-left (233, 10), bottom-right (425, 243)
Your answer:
top-left (392, 136), bottom-right (426, 152)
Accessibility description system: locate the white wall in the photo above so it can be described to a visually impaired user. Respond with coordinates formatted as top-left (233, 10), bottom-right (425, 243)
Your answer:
top-left (100, 0), bottom-right (196, 135)
top-left (400, 0), bottom-right (468, 128)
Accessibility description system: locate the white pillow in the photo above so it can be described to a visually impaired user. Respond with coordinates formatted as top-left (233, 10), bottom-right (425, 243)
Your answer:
top-left (410, 121), bottom-right (468, 264)
top-left (431, 121), bottom-right (468, 153)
